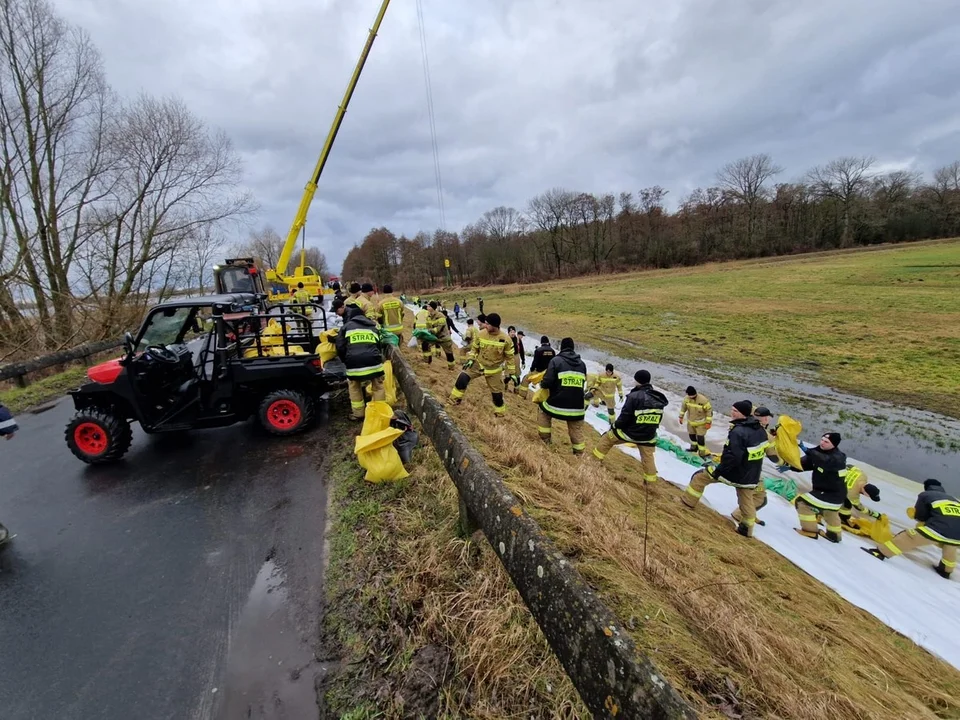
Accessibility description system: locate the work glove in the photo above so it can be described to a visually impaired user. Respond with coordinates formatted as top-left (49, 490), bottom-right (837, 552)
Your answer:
top-left (462, 359), bottom-right (475, 371)
top-left (867, 509), bottom-right (882, 520)
top-left (906, 507), bottom-right (916, 519)
top-left (776, 463), bottom-right (794, 473)
top-left (798, 440), bottom-right (809, 453)
top-left (704, 463), bottom-right (717, 477)
top-left (509, 374), bottom-right (520, 388)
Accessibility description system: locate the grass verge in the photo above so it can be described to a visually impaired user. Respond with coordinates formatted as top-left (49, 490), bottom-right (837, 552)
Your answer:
top-left (321, 415), bottom-right (589, 719)
top-left (397, 325), bottom-right (960, 720)
top-left (0, 366), bottom-right (88, 414)
top-left (441, 239), bottom-right (960, 418)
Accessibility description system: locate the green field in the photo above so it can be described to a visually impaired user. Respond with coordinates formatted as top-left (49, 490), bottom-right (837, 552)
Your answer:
top-left (445, 240), bottom-right (960, 418)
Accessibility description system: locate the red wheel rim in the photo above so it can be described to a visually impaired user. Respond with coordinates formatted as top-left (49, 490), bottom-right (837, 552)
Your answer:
top-left (267, 399), bottom-right (302, 429)
top-left (74, 422), bottom-right (109, 455)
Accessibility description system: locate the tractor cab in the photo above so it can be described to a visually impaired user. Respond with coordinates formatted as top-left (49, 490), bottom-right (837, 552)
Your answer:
top-left (213, 259), bottom-right (268, 311)
top-left (66, 293), bottom-right (342, 464)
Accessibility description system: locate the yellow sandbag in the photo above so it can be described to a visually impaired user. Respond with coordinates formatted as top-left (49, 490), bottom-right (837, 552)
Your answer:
top-left (525, 370), bottom-right (545, 386)
top-left (355, 401), bottom-right (408, 482)
top-left (318, 328), bottom-right (339, 364)
top-left (531, 387), bottom-right (548, 404)
top-left (774, 414), bottom-right (803, 470)
top-left (383, 360), bottom-right (398, 406)
top-left (843, 514), bottom-right (894, 543)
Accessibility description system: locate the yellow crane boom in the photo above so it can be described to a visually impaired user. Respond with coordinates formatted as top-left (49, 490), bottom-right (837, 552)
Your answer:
top-left (267, 0), bottom-right (392, 293)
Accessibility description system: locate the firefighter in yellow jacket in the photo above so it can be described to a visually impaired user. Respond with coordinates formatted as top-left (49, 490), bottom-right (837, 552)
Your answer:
top-left (461, 318), bottom-right (478, 357)
top-left (426, 301), bottom-right (457, 369)
top-left (450, 312), bottom-right (513, 416)
top-left (414, 305), bottom-right (433, 364)
top-left (840, 465), bottom-right (882, 528)
top-left (679, 386), bottom-right (712, 457)
top-left (589, 364), bottom-right (624, 422)
top-left (376, 283), bottom-right (405, 342)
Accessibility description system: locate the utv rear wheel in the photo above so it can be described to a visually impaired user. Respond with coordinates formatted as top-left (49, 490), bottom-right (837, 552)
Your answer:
top-left (259, 390), bottom-right (314, 436)
top-left (66, 409), bottom-right (133, 464)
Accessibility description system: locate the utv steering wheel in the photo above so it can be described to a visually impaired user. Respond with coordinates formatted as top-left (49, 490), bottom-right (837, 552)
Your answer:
top-left (144, 344), bottom-right (180, 365)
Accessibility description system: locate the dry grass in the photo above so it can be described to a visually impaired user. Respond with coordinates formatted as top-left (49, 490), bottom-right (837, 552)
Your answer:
top-left (323, 417), bottom-right (590, 719)
top-left (399, 319), bottom-right (960, 719)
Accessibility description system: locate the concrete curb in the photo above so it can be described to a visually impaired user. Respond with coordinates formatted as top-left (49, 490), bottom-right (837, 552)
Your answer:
top-left (390, 349), bottom-right (697, 719)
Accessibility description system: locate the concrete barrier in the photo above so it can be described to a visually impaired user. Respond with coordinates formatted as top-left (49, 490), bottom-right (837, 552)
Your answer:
top-left (390, 349), bottom-right (697, 719)
top-left (0, 339), bottom-right (123, 388)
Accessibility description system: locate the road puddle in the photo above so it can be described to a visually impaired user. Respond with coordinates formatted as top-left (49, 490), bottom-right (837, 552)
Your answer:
top-left (214, 559), bottom-right (318, 719)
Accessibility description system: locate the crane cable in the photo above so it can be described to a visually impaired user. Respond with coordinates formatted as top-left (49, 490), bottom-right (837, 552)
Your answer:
top-left (415, 0), bottom-right (446, 231)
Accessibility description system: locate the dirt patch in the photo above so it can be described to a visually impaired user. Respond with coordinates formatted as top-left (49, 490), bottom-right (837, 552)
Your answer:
top-left (399, 644), bottom-right (453, 719)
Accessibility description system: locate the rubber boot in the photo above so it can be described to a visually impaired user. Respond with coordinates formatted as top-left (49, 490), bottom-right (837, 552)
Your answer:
top-left (861, 547), bottom-right (885, 560)
top-left (935, 561), bottom-right (952, 579)
top-left (736, 523), bottom-right (752, 538)
top-left (795, 528), bottom-right (818, 540)
top-left (822, 530), bottom-right (842, 544)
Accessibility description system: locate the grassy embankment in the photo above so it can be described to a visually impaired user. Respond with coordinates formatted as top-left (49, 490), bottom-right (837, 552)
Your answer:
top-left (323, 319), bottom-right (960, 719)
top-left (322, 418), bottom-right (589, 719)
top-left (0, 367), bottom-right (88, 414)
top-left (442, 239), bottom-right (960, 419)
top-left (326, 310), bottom-right (960, 720)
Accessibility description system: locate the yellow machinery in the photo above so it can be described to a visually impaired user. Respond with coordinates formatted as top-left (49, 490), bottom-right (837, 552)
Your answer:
top-left (264, 0), bottom-right (392, 302)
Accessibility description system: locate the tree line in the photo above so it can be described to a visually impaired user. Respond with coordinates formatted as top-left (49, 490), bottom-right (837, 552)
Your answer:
top-left (342, 154), bottom-right (960, 290)
top-left (0, 0), bottom-right (253, 358)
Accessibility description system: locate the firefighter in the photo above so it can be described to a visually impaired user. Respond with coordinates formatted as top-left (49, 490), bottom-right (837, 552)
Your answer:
top-left (681, 400), bottom-right (768, 538)
top-left (840, 465), bottom-right (882, 528)
top-left (354, 282), bottom-right (378, 320)
top-left (519, 336), bottom-right (556, 398)
top-left (794, 432), bottom-right (847, 543)
top-left (461, 318), bottom-right (478, 357)
top-left (505, 326), bottom-right (523, 393)
top-left (732, 406), bottom-right (781, 527)
top-left (592, 369), bottom-right (667, 482)
top-left (376, 284), bottom-right (405, 341)
top-left (414, 304), bottom-right (433, 363)
top-left (679, 386), bottom-right (713, 456)
top-left (450, 312), bottom-right (513, 417)
top-left (588, 364), bottom-right (624, 424)
top-left (333, 299), bottom-right (386, 420)
top-left (426, 302), bottom-right (457, 369)
top-left (0, 401), bottom-right (18, 545)
top-left (345, 282), bottom-right (362, 308)
top-left (538, 337), bottom-right (588, 454)
top-left (293, 281), bottom-right (312, 310)
top-left (476, 313), bottom-right (487, 331)
top-left (477, 296), bottom-right (484, 314)
top-left (863, 479), bottom-right (959, 579)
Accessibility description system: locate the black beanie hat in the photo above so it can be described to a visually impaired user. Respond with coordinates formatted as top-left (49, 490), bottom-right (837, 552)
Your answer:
top-left (823, 432), bottom-right (842, 448)
top-left (732, 400), bottom-right (753, 417)
top-left (635, 369), bottom-right (651, 384)
top-left (429, 300), bottom-right (438, 309)
top-left (560, 337), bottom-right (575, 351)
top-left (486, 312), bottom-right (501, 328)
top-left (864, 483), bottom-right (881, 502)
top-left (540, 335), bottom-right (549, 344)
top-left (361, 282), bottom-right (374, 293)
top-left (349, 282), bottom-right (361, 294)
top-left (924, 479), bottom-right (943, 490)
top-left (686, 386), bottom-right (696, 396)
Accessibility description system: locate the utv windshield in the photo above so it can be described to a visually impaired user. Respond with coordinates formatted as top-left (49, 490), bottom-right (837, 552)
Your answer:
top-left (220, 266), bottom-right (256, 293)
top-left (136, 307), bottom-right (196, 350)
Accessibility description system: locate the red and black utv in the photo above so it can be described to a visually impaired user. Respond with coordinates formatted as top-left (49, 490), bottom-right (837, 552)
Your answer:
top-left (65, 293), bottom-right (343, 464)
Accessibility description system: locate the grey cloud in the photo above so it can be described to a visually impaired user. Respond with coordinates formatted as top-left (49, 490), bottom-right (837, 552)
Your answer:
top-left (56, 0), bottom-right (960, 270)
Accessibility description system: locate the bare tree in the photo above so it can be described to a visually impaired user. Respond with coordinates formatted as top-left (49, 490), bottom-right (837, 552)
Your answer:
top-left (77, 94), bottom-right (254, 333)
top-left (716, 154), bottom-right (782, 248)
top-left (527, 188), bottom-right (575, 276)
top-left (807, 156), bottom-right (875, 246)
top-left (239, 226), bottom-right (285, 267)
top-left (0, 0), bottom-right (112, 346)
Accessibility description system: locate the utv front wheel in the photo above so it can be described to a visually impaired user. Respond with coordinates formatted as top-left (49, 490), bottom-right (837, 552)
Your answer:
top-left (66, 409), bottom-right (133, 464)
top-left (258, 390), bottom-right (314, 436)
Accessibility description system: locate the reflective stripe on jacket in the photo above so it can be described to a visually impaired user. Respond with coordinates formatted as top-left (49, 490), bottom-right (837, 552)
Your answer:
top-left (471, 329), bottom-right (513, 372)
top-left (681, 394), bottom-right (712, 425)
top-left (378, 295), bottom-right (404, 331)
top-left (914, 489), bottom-right (960, 544)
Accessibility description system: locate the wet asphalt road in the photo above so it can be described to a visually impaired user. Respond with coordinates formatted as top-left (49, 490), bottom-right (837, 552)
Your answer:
top-left (0, 397), bottom-right (332, 720)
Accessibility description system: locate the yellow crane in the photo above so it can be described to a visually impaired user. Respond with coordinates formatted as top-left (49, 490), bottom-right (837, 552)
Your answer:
top-left (265, 0), bottom-right (392, 301)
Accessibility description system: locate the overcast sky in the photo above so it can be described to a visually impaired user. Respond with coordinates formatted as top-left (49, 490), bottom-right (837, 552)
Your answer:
top-left (57, 0), bottom-right (960, 273)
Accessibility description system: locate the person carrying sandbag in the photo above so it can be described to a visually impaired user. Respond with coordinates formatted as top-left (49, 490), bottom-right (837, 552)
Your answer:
top-left (333, 299), bottom-right (386, 420)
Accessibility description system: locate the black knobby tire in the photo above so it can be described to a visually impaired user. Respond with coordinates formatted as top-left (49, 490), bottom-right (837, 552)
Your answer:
top-left (65, 408), bottom-right (133, 464)
top-left (258, 389), bottom-right (314, 436)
